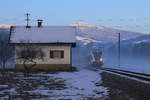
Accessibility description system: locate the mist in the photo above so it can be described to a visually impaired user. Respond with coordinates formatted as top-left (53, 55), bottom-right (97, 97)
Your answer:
top-left (72, 39), bottom-right (150, 74)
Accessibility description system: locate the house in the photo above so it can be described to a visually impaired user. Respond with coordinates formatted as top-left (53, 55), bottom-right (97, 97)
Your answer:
top-left (9, 21), bottom-right (76, 71)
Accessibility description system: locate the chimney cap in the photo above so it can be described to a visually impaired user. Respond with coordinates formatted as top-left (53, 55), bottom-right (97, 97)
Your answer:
top-left (37, 19), bottom-right (43, 27)
top-left (37, 19), bottom-right (43, 22)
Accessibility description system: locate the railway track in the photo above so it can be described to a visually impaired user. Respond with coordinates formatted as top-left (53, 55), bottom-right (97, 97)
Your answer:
top-left (100, 67), bottom-right (150, 82)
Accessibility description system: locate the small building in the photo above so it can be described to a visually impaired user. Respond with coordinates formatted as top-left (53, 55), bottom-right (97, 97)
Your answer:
top-left (9, 22), bottom-right (76, 71)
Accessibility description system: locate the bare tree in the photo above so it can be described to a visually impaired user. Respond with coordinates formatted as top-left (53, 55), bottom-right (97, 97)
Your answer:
top-left (16, 41), bottom-right (45, 76)
top-left (0, 30), bottom-right (14, 70)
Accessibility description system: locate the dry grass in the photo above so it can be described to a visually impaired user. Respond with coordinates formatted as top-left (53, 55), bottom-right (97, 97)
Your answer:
top-left (0, 72), bottom-right (66, 99)
top-left (101, 72), bottom-right (150, 100)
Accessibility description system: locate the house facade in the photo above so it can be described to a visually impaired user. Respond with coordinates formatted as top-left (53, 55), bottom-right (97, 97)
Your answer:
top-left (9, 23), bottom-right (76, 71)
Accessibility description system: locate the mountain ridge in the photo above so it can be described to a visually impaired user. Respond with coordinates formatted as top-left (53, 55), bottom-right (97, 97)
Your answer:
top-left (72, 22), bottom-right (144, 45)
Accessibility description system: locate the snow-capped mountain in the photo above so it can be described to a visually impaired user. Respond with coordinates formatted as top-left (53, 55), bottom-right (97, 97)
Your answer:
top-left (0, 24), bottom-right (11, 35)
top-left (0, 24), bottom-right (11, 29)
top-left (72, 22), bottom-right (143, 45)
top-left (142, 32), bottom-right (150, 34)
top-left (122, 34), bottom-right (150, 45)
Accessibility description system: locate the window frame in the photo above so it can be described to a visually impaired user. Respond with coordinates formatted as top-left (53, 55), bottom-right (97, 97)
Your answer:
top-left (50, 50), bottom-right (64, 59)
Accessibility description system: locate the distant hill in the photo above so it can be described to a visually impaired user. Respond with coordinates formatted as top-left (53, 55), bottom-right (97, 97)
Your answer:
top-left (0, 24), bottom-right (11, 29)
top-left (72, 22), bottom-right (143, 45)
top-left (122, 34), bottom-right (150, 44)
top-left (141, 32), bottom-right (150, 34)
top-left (0, 24), bottom-right (10, 35)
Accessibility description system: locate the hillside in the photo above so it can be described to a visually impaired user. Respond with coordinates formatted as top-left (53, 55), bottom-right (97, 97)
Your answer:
top-left (72, 22), bottom-right (143, 44)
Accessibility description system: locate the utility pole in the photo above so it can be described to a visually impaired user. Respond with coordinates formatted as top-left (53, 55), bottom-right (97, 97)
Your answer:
top-left (118, 33), bottom-right (121, 67)
top-left (25, 13), bottom-right (30, 28)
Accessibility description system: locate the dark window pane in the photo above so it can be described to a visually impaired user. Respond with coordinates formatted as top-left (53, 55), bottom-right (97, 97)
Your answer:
top-left (50, 50), bottom-right (64, 59)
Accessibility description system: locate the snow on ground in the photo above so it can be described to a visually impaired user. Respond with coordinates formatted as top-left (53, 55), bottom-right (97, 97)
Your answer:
top-left (45, 69), bottom-right (108, 99)
top-left (30, 69), bottom-right (108, 100)
top-left (0, 69), bottom-right (108, 100)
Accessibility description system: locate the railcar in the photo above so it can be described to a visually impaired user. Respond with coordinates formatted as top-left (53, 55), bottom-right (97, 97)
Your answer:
top-left (90, 49), bottom-right (103, 67)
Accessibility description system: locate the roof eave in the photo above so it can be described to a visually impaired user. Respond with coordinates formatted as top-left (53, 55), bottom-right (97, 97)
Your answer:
top-left (8, 42), bottom-right (76, 47)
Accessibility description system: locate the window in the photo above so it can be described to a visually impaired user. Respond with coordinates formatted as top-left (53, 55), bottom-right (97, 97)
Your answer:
top-left (50, 50), bottom-right (64, 59)
top-left (19, 50), bottom-right (37, 59)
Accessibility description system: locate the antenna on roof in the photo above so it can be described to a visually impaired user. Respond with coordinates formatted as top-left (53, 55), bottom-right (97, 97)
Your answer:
top-left (25, 13), bottom-right (30, 28)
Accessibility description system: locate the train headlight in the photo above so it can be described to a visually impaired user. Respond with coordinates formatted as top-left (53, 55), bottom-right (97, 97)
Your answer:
top-left (100, 58), bottom-right (103, 62)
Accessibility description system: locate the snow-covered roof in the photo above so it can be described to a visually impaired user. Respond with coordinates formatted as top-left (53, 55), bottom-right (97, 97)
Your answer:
top-left (9, 26), bottom-right (76, 46)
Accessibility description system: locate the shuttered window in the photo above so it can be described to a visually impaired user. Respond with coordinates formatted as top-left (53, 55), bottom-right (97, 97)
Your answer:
top-left (61, 51), bottom-right (64, 58)
top-left (50, 50), bottom-right (64, 59)
top-left (50, 51), bottom-right (54, 58)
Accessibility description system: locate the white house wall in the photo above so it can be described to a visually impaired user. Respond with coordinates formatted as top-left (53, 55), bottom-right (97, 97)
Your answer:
top-left (15, 45), bottom-right (71, 65)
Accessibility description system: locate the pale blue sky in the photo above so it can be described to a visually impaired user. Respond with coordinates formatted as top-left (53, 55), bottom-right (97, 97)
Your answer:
top-left (0, 0), bottom-right (150, 32)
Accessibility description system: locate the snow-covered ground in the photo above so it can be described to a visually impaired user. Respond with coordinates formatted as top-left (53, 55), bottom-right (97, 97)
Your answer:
top-left (0, 69), bottom-right (108, 100)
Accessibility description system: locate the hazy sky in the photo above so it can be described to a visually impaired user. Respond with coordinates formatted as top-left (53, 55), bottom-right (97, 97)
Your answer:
top-left (0, 0), bottom-right (150, 32)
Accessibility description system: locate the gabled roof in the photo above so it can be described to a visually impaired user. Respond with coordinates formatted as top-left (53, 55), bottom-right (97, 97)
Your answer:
top-left (9, 26), bottom-right (76, 47)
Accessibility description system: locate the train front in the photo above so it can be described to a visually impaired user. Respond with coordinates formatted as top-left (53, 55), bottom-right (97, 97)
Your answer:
top-left (90, 49), bottom-right (103, 67)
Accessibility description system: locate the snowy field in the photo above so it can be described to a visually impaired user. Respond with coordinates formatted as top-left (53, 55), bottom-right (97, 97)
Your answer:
top-left (0, 69), bottom-right (108, 100)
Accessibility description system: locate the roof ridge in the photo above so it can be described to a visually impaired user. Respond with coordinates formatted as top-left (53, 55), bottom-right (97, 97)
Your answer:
top-left (14, 26), bottom-right (76, 28)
